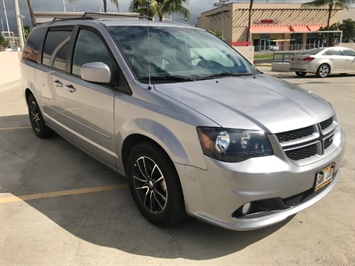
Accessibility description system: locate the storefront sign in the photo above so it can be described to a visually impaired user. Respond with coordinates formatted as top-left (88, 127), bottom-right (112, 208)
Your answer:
top-left (254, 19), bottom-right (279, 24)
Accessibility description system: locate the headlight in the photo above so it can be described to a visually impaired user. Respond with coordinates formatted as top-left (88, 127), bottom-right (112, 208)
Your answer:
top-left (197, 127), bottom-right (273, 162)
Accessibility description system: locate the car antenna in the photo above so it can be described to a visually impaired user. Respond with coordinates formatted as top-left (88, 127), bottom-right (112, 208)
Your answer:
top-left (147, 24), bottom-right (152, 90)
top-left (147, 1), bottom-right (152, 90)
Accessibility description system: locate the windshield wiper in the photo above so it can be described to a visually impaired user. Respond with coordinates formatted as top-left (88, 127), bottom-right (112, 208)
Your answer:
top-left (139, 75), bottom-right (195, 83)
top-left (196, 72), bottom-right (254, 80)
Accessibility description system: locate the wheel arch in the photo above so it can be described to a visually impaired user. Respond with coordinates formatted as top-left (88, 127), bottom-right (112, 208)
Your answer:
top-left (119, 119), bottom-right (207, 174)
top-left (25, 88), bottom-right (34, 102)
top-left (121, 132), bottom-right (189, 176)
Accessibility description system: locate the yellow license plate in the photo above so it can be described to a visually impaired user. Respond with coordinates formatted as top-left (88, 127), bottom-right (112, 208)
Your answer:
top-left (315, 163), bottom-right (335, 191)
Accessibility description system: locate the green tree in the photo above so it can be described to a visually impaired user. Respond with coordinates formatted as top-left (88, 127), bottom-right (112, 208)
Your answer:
top-left (0, 35), bottom-right (8, 49)
top-left (208, 29), bottom-right (223, 40)
top-left (129, 0), bottom-right (190, 22)
top-left (24, 25), bottom-right (31, 40)
top-left (339, 19), bottom-right (355, 42)
top-left (314, 23), bottom-right (342, 46)
top-left (103, 0), bottom-right (119, 12)
top-left (302, 0), bottom-right (355, 30)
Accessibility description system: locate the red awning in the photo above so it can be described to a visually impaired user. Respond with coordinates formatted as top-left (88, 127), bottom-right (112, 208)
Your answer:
top-left (231, 41), bottom-right (252, 46)
top-left (250, 25), bottom-right (291, 33)
top-left (307, 24), bottom-right (325, 32)
top-left (290, 25), bottom-right (310, 32)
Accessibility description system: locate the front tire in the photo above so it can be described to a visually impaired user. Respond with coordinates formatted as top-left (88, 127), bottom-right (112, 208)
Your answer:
top-left (27, 94), bottom-right (53, 138)
top-left (127, 141), bottom-right (186, 227)
top-left (316, 64), bottom-right (330, 78)
top-left (295, 71), bottom-right (307, 77)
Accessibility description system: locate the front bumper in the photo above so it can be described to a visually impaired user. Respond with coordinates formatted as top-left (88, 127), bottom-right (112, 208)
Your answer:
top-left (175, 130), bottom-right (346, 231)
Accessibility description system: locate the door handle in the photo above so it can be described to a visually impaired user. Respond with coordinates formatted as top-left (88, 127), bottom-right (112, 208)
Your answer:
top-left (65, 84), bottom-right (76, 93)
top-left (53, 80), bottom-right (63, 87)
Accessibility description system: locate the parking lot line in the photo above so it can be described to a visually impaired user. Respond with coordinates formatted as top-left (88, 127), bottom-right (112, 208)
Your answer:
top-left (0, 184), bottom-right (128, 204)
top-left (0, 126), bottom-right (31, 131)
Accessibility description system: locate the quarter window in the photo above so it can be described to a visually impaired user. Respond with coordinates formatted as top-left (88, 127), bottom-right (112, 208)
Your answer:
top-left (42, 30), bottom-right (71, 71)
top-left (72, 29), bottom-right (114, 78)
top-left (324, 49), bottom-right (342, 56)
top-left (23, 27), bottom-right (46, 63)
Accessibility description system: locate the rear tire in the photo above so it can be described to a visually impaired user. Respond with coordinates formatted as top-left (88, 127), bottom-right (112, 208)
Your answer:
top-left (316, 64), bottom-right (330, 78)
top-left (127, 141), bottom-right (186, 227)
top-left (295, 71), bottom-right (307, 77)
top-left (27, 94), bottom-right (53, 138)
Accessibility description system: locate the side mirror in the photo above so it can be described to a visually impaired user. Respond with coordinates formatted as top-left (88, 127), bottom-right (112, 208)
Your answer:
top-left (81, 62), bottom-right (111, 83)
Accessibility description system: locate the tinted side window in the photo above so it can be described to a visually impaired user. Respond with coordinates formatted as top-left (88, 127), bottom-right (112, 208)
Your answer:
top-left (23, 27), bottom-right (46, 63)
top-left (42, 30), bottom-right (71, 71)
top-left (72, 29), bottom-right (114, 78)
top-left (324, 49), bottom-right (342, 56)
top-left (343, 49), bottom-right (355, 56)
top-left (301, 48), bottom-right (323, 56)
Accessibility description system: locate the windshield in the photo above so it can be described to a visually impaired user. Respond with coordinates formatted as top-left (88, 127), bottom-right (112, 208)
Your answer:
top-left (108, 26), bottom-right (258, 83)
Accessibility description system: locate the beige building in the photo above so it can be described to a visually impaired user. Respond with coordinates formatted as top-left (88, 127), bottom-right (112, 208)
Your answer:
top-left (197, 3), bottom-right (351, 51)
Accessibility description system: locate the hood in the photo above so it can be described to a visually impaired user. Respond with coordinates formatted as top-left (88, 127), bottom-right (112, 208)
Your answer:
top-left (154, 74), bottom-right (334, 133)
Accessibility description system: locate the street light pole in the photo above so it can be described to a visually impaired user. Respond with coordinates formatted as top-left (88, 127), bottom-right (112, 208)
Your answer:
top-left (213, 0), bottom-right (229, 39)
top-left (14, 0), bottom-right (24, 50)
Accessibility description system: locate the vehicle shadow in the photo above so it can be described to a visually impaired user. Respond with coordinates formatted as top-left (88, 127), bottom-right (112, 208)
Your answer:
top-left (1, 115), bottom-right (294, 260)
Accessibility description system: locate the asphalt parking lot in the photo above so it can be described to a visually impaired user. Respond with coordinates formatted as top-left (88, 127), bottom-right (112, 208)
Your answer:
top-left (1, 71), bottom-right (354, 265)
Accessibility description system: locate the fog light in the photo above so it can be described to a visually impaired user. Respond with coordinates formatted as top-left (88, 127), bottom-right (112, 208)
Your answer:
top-left (242, 203), bottom-right (251, 215)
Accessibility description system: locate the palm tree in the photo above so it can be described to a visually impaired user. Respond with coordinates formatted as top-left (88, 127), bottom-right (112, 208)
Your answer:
top-left (103, 0), bottom-right (119, 13)
top-left (130, 0), bottom-right (190, 22)
top-left (302, 0), bottom-right (355, 30)
top-left (246, 0), bottom-right (254, 42)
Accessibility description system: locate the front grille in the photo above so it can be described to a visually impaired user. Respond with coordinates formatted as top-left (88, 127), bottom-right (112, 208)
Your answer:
top-left (276, 126), bottom-right (314, 143)
top-left (324, 135), bottom-right (334, 150)
top-left (320, 117), bottom-right (333, 130)
top-left (276, 116), bottom-right (336, 162)
top-left (285, 144), bottom-right (317, 160)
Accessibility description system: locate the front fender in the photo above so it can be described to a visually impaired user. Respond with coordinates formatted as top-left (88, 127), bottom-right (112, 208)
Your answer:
top-left (116, 118), bottom-right (208, 172)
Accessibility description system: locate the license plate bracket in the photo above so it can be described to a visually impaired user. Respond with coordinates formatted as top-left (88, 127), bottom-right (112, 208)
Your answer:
top-left (315, 163), bottom-right (335, 192)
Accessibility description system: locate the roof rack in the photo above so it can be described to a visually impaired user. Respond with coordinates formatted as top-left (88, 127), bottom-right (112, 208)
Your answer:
top-left (52, 17), bottom-right (93, 22)
top-left (33, 11), bottom-right (140, 25)
top-left (82, 12), bottom-right (139, 19)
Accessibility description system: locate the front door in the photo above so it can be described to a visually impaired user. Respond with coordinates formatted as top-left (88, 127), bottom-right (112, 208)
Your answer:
top-left (342, 49), bottom-right (355, 73)
top-left (59, 28), bottom-right (117, 167)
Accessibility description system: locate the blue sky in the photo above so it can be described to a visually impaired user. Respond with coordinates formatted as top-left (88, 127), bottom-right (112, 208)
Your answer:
top-left (1, 0), bottom-right (310, 35)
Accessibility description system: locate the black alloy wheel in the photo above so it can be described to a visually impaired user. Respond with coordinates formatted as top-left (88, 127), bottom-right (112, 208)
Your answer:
top-left (127, 141), bottom-right (186, 226)
top-left (27, 94), bottom-right (53, 138)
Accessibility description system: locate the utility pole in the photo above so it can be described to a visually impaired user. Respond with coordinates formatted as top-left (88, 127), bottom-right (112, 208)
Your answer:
top-left (213, 0), bottom-right (229, 40)
top-left (2, 0), bottom-right (10, 37)
top-left (14, 0), bottom-right (24, 50)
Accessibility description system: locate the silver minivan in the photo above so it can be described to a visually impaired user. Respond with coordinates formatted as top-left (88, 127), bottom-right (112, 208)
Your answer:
top-left (21, 15), bottom-right (345, 231)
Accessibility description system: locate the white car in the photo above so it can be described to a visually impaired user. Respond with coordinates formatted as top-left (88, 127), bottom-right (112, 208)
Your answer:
top-left (289, 47), bottom-right (355, 77)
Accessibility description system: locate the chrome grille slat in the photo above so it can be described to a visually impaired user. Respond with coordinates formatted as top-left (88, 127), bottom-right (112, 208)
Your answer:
top-left (276, 126), bottom-right (314, 143)
top-left (275, 116), bottom-right (336, 161)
